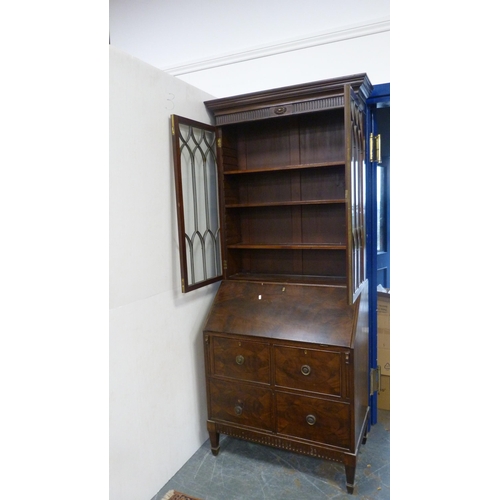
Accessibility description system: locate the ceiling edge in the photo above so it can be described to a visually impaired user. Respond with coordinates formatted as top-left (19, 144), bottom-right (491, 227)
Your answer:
top-left (162, 17), bottom-right (390, 76)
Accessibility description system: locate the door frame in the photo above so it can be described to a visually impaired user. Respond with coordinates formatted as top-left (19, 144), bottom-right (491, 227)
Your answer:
top-left (366, 83), bottom-right (390, 424)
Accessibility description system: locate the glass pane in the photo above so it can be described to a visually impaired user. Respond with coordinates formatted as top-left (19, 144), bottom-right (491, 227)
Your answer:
top-left (178, 123), bottom-right (221, 287)
top-left (347, 86), bottom-right (366, 304)
top-left (376, 166), bottom-right (386, 252)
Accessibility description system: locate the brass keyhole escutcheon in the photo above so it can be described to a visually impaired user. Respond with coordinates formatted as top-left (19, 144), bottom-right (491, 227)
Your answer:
top-left (236, 355), bottom-right (245, 365)
top-left (301, 364), bottom-right (311, 376)
top-left (234, 405), bottom-right (243, 416)
top-left (306, 414), bottom-right (316, 426)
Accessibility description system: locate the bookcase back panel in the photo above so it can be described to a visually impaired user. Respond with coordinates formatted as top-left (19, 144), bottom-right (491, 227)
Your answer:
top-left (237, 249), bottom-right (296, 275)
top-left (299, 168), bottom-right (345, 201)
top-left (298, 110), bottom-right (345, 164)
top-left (227, 249), bottom-right (346, 280)
top-left (228, 205), bottom-right (345, 245)
top-left (238, 207), bottom-right (294, 244)
top-left (224, 167), bottom-right (345, 206)
top-left (301, 250), bottom-right (346, 277)
top-left (225, 171), bottom-right (294, 205)
top-left (237, 119), bottom-right (295, 170)
top-left (301, 205), bottom-right (346, 244)
top-left (224, 110), bottom-right (345, 173)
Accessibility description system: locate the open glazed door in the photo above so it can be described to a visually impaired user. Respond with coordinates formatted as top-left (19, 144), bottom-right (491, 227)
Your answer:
top-left (345, 85), bottom-right (367, 305)
top-left (171, 115), bottom-right (223, 293)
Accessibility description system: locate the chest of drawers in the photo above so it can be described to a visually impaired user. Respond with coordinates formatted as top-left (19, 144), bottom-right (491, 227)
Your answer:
top-left (203, 280), bottom-right (369, 494)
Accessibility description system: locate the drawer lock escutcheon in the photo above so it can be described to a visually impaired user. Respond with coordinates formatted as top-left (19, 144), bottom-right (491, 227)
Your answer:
top-left (301, 364), bottom-right (311, 376)
top-left (306, 414), bottom-right (316, 426)
top-left (234, 405), bottom-right (243, 416)
top-left (235, 355), bottom-right (245, 365)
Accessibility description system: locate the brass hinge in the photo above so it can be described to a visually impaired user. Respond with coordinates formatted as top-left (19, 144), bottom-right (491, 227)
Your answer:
top-left (217, 137), bottom-right (222, 148)
top-left (369, 133), bottom-right (381, 164)
top-left (181, 278), bottom-right (185, 293)
top-left (171, 115), bottom-right (175, 136)
top-left (223, 260), bottom-right (227, 270)
top-left (370, 366), bottom-right (381, 396)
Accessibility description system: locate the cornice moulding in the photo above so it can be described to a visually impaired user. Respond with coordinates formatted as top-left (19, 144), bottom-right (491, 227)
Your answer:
top-left (162, 18), bottom-right (390, 76)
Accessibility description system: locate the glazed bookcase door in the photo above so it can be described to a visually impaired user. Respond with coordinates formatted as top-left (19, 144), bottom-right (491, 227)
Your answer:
top-left (171, 115), bottom-right (223, 293)
top-left (345, 85), bottom-right (367, 305)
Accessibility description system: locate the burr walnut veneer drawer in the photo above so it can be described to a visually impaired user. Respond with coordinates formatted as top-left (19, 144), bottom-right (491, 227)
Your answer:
top-left (276, 391), bottom-right (351, 449)
top-left (274, 345), bottom-right (345, 397)
top-left (212, 336), bottom-right (270, 384)
top-left (209, 378), bottom-right (273, 431)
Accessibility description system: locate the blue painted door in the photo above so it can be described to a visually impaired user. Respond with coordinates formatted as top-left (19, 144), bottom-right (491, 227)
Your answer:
top-left (366, 84), bottom-right (390, 424)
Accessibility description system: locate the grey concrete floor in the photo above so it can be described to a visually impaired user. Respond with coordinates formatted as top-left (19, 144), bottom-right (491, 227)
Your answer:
top-left (153, 409), bottom-right (389, 500)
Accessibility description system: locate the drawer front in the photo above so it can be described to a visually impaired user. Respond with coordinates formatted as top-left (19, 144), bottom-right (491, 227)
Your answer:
top-left (276, 392), bottom-right (350, 449)
top-left (209, 379), bottom-right (273, 431)
top-left (211, 336), bottom-right (270, 383)
top-left (274, 345), bottom-right (344, 396)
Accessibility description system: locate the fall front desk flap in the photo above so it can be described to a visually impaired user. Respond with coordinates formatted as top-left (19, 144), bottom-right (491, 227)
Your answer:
top-left (203, 280), bottom-right (359, 347)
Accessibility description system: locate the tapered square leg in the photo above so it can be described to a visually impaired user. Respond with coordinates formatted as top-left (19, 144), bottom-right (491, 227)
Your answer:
top-left (344, 456), bottom-right (357, 494)
top-left (207, 421), bottom-right (220, 456)
top-left (362, 422), bottom-right (368, 445)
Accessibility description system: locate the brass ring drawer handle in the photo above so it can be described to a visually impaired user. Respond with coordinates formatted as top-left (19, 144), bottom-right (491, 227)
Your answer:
top-left (234, 405), bottom-right (243, 416)
top-left (306, 414), bottom-right (316, 426)
top-left (236, 355), bottom-right (245, 365)
top-left (301, 364), bottom-right (311, 376)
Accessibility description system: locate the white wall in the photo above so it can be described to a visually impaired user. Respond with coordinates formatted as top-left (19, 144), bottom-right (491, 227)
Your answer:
top-left (109, 45), bottom-right (220, 500)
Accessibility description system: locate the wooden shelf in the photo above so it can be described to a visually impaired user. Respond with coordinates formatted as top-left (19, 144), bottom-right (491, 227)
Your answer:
top-left (227, 243), bottom-right (346, 250)
top-left (223, 161), bottom-right (344, 176)
top-left (225, 199), bottom-right (346, 208)
top-left (227, 273), bottom-right (347, 287)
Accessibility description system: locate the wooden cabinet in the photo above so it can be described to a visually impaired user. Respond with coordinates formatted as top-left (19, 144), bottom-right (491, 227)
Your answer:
top-left (172, 74), bottom-right (373, 494)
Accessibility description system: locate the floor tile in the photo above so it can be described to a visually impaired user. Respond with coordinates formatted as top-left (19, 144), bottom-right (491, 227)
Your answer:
top-left (153, 410), bottom-right (390, 500)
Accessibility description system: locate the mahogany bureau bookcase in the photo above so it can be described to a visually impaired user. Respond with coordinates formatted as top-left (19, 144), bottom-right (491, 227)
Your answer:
top-left (171, 73), bottom-right (373, 494)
